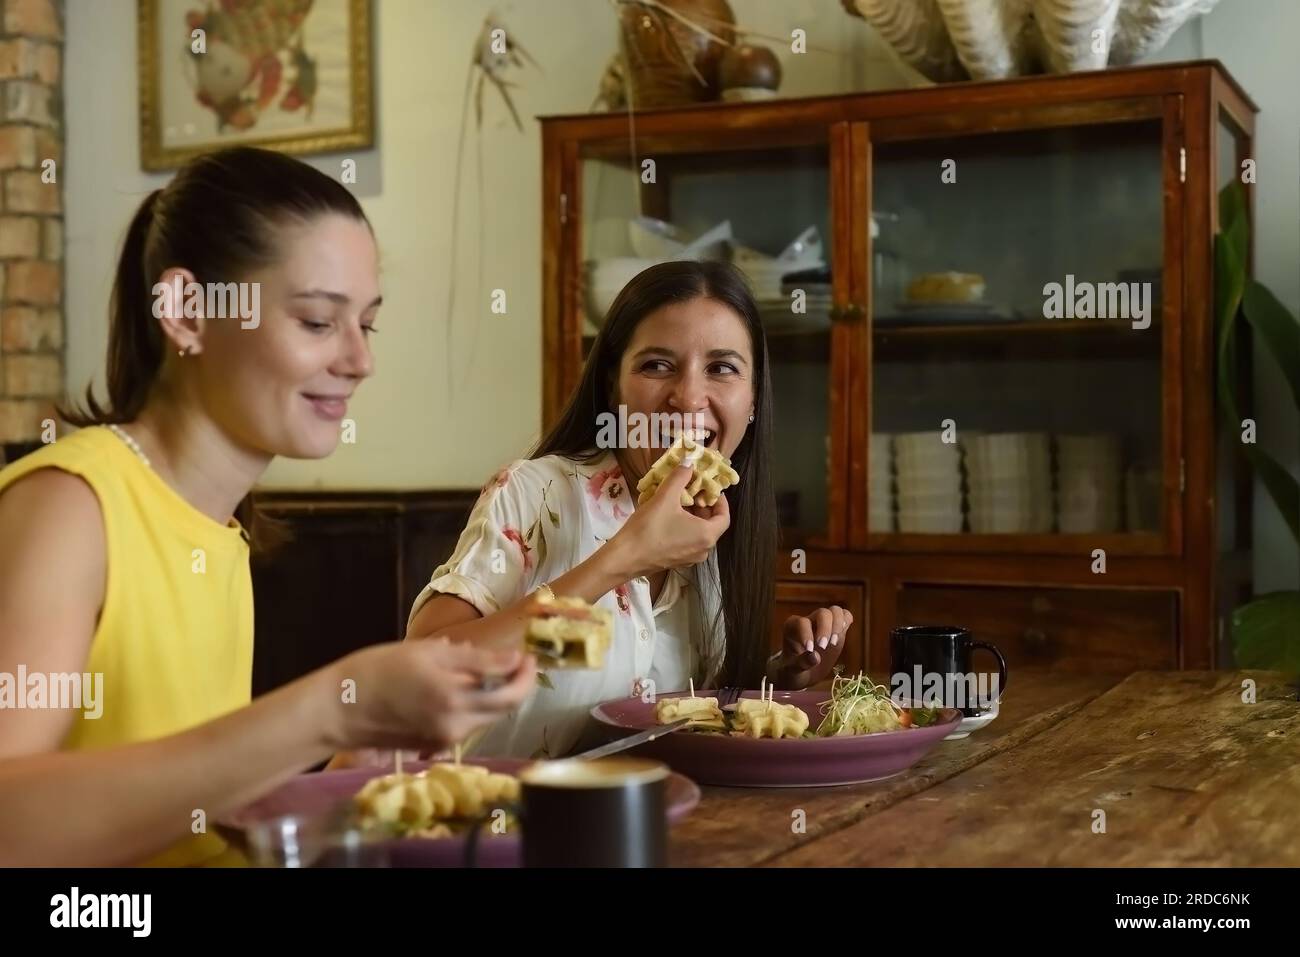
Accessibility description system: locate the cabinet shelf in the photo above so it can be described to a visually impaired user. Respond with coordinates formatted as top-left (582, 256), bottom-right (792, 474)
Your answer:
top-left (872, 318), bottom-right (1159, 360)
top-left (585, 319), bottom-right (1159, 363)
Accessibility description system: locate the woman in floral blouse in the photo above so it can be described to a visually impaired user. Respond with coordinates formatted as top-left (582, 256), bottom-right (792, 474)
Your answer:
top-left (407, 260), bottom-right (852, 758)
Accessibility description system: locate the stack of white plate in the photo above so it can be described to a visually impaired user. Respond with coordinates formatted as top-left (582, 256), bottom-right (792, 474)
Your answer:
top-left (868, 433), bottom-right (894, 532)
top-left (1056, 434), bottom-right (1122, 533)
top-left (894, 431), bottom-right (964, 533)
top-left (964, 432), bottom-right (1052, 534)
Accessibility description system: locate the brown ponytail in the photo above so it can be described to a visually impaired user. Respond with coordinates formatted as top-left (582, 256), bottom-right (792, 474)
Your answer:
top-left (62, 190), bottom-right (164, 426)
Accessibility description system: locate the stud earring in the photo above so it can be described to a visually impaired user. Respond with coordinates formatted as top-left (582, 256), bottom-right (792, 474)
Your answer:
top-left (178, 346), bottom-right (192, 357)
top-left (748, 412), bottom-right (755, 423)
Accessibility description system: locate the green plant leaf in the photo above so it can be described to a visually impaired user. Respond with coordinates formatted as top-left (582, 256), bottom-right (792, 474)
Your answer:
top-left (1214, 235), bottom-right (1244, 422)
top-left (1233, 591), bottom-right (1300, 676)
top-left (1242, 280), bottom-right (1300, 411)
top-left (1213, 189), bottom-right (1300, 543)
top-left (1219, 182), bottom-right (1249, 265)
top-left (1214, 240), bottom-right (1242, 337)
top-left (1250, 453), bottom-right (1300, 542)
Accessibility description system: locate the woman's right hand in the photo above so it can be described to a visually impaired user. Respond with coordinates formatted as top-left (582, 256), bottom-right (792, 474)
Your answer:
top-left (326, 638), bottom-right (535, 754)
top-left (609, 464), bottom-right (731, 578)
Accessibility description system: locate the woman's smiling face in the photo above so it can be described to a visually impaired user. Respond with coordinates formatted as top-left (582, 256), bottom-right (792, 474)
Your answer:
top-left (611, 295), bottom-right (755, 484)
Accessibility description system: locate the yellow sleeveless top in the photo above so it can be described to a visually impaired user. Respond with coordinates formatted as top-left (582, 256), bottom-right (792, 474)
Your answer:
top-left (0, 425), bottom-right (254, 866)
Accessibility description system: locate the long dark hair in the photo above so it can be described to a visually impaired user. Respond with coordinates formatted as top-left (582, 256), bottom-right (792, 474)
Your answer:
top-left (61, 146), bottom-right (370, 545)
top-left (533, 260), bottom-right (776, 687)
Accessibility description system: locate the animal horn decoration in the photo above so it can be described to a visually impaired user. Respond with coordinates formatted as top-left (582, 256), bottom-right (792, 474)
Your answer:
top-left (844, 0), bottom-right (1220, 81)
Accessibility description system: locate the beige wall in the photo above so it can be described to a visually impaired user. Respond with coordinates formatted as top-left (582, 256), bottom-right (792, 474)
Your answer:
top-left (63, 0), bottom-right (891, 491)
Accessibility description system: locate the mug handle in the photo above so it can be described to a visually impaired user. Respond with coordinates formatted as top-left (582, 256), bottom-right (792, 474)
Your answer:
top-left (970, 640), bottom-right (1008, 706)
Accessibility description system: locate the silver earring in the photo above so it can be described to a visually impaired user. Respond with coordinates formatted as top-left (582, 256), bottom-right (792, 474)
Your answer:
top-left (749, 413), bottom-right (755, 423)
top-left (178, 346), bottom-right (192, 357)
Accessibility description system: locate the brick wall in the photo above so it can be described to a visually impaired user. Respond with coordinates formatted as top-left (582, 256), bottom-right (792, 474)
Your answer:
top-left (0, 0), bottom-right (62, 445)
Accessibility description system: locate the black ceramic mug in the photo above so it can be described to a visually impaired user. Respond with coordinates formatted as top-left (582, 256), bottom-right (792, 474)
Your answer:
top-left (890, 625), bottom-right (1008, 717)
top-left (516, 756), bottom-right (669, 867)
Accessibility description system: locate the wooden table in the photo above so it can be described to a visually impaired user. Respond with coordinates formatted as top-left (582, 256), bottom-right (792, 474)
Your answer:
top-left (669, 670), bottom-right (1300, 867)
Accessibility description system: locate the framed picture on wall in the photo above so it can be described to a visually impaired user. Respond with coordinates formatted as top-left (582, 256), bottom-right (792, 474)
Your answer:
top-left (138, 0), bottom-right (374, 171)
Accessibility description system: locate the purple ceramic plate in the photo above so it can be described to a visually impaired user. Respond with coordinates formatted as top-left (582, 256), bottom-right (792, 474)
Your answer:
top-left (218, 757), bottom-right (700, 868)
top-left (591, 690), bottom-right (962, 787)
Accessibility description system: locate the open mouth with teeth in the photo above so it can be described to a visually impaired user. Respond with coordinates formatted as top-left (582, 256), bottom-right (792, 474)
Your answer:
top-left (658, 426), bottom-right (717, 450)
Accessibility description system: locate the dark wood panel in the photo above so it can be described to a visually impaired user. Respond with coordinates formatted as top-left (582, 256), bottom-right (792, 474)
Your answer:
top-left (249, 490), bottom-right (478, 696)
top-left (773, 579), bottom-right (867, 676)
top-left (772, 547), bottom-right (1190, 588)
top-left (868, 96), bottom-right (1164, 142)
top-left (895, 583), bottom-right (1178, 674)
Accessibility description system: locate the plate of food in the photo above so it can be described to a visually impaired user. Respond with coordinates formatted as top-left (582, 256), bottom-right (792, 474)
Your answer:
top-left (218, 757), bottom-right (701, 868)
top-left (590, 675), bottom-right (961, 787)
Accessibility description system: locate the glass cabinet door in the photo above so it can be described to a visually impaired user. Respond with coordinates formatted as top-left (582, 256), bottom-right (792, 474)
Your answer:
top-left (576, 132), bottom-right (840, 543)
top-left (864, 113), bottom-right (1178, 551)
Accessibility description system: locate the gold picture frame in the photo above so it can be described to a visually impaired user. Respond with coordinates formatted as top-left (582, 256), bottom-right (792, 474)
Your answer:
top-left (138, 0), bottom-right (374, 171)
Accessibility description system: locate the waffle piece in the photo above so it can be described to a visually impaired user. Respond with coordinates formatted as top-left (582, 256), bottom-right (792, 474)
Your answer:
top-left (636, 434), bottom-right (739, 507)
top-left (353, 763), bottom-right (521, 835)
top-left (655, 695), bottom-right (725, 731)
top-left (732, 701), bottom-right (809, 739)
top-left (524, 592), bottom-right (613, 669)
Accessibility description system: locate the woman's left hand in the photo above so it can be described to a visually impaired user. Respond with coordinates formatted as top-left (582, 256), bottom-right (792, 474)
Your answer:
top-left (771, 606), bottom-right (853, 690)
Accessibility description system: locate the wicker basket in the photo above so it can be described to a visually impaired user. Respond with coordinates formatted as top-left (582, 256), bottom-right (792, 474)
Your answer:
top-left (618, 0), bottom-right (736, 109)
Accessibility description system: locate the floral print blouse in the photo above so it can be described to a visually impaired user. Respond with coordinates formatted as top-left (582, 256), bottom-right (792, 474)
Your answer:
top-left (409, 450), bottom-right (725, 759)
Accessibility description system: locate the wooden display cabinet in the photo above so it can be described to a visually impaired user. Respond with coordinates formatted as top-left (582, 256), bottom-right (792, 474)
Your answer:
top-left (540, 61), bottom-right (1257, 675)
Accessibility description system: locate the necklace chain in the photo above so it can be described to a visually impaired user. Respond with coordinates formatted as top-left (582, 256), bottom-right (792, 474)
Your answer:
top-left (107, 424), bottom-right (153, 469)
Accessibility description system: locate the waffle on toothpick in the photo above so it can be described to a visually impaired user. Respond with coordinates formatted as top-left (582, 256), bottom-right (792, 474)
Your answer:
top-left (524, 592), bottom-right (613, 668)
top-left (636, 433), bottom-right (739, 508)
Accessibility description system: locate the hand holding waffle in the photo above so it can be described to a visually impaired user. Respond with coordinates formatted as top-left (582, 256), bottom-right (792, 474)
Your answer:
top-left (636, 434), bottom-right (739, 508)
top-left (610, 460), bottom-right (731, 577)
top-left (523, 592), bottom-right (613, 669)
top-left (329, 639), bottom-right (537, 754)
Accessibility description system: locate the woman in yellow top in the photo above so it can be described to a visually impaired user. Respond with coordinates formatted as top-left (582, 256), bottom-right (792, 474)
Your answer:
top-left (0, 147), bottom-right (535, 866)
